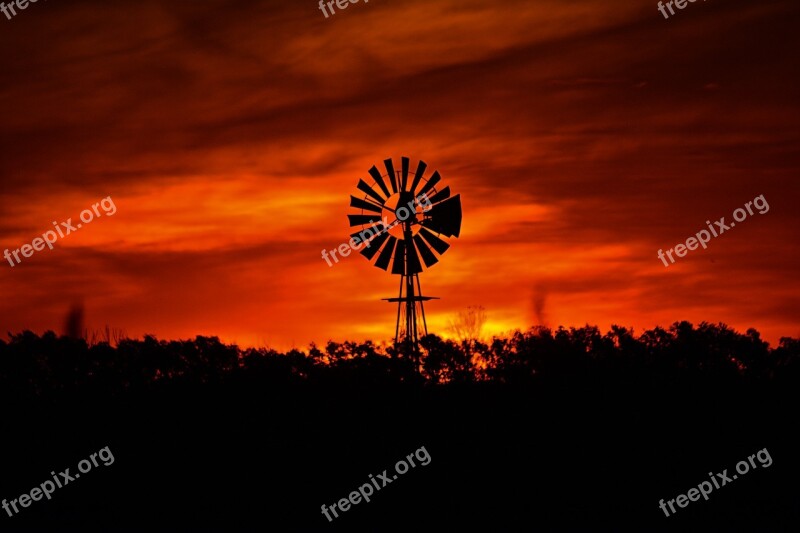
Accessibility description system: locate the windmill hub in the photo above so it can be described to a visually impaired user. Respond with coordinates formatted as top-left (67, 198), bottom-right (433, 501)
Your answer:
top-left (382, 192), bottom-right (423, 237)
top-left (347, 156), bottom-right (463, 360)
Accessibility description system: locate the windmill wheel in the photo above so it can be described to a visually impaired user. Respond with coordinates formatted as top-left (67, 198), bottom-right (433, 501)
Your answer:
top-left (347, 157), bottom-right (462, 276)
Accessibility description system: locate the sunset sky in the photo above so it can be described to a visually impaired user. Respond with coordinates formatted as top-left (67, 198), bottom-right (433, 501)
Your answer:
top-left (1, 0), bottom-right (798, 349)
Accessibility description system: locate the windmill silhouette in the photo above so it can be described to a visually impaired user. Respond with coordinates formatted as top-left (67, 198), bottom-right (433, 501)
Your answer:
top-left (348, 157), bottom-right (462, 359)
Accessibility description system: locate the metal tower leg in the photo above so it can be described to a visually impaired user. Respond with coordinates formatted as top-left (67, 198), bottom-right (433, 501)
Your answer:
top-left (394, 275), bottom-right (403, 346)
top-left (416, 274), bottom-right (428, 337)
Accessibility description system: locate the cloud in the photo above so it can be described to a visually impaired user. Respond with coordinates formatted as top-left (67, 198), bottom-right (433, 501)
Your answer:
top-left (0, 0), bottom-right (798, 347)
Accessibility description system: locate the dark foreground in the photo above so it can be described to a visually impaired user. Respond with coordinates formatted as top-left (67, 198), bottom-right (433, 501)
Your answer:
top-left (1, 325), bottom-right (798, 532)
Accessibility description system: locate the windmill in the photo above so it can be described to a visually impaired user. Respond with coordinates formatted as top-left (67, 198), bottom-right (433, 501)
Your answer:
top-left (348, 156), bottom-right (462, 358)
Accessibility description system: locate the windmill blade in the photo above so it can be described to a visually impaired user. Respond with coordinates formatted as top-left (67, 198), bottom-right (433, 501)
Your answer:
top-left (348, 213), bottom-right (383, 227)
top-left (410, 160), bottom-right (427, 195)
top-left (405, 236), bottom-right (423, 274)
top-left (357, 179), bottom-right (386, 204)
top-left (359, 230), bottom-right (391, 260)
top-left (384, 158), bottom-right (398, 193)
top-left (413, 234), bottom-right (439, 268)
top-left (350, 195), bottom-right (383, 213)
top-left (350, 219), bottom-right (388, 243)
top-left (374, 235), bottom-right (397, 270)
top-left (418, 227), bottom-right (450, 255)
top-left (350, 221), bottom-right (386, 244)
top-left (391, 239), bottom-right (406, 275)
top-left (428, 186), bottom-right (450, 205)
top-left (421, 194), bottom-right (462, 237)
top-left (417, 170), bottom-right (441, 198)
top-left (368, 165), bottom-right (391, 198)
top-left (390, 237), bottom-right (423, 275)
top-left (400, 157), bottom-right (410, 192)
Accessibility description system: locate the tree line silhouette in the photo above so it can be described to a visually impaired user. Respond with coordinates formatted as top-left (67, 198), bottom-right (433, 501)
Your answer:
top-left (2, 321), bottom-right (798, 399)
top-left (1, 321), bottom-right (798, 532)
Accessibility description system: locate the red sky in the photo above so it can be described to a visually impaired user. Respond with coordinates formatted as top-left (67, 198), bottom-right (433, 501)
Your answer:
top-left (1, 0), bottom-right (798, 349)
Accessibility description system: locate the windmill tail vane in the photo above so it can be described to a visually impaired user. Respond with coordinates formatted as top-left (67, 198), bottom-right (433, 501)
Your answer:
top-left (347, 156), bottom-right (463, 363)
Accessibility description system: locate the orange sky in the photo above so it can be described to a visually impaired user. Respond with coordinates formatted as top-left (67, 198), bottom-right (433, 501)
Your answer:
top-left (1, 0), bottom-right (798, 349)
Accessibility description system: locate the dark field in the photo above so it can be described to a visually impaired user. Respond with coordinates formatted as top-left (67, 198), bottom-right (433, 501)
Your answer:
top-left (1, 324), bottom-right (798, 532)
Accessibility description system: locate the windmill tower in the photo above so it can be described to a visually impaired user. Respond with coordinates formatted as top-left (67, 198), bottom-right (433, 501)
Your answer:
top-left (348, 157), bottom-right (462, 359)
